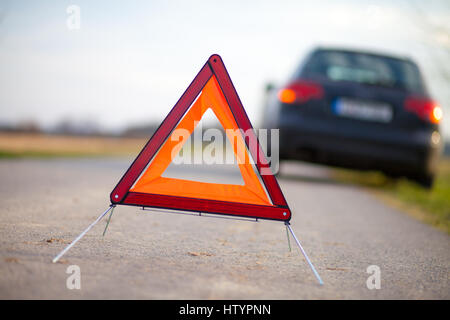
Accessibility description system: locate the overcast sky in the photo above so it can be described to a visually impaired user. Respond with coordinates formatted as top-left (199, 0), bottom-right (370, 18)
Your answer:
top-left (0, 0), bottom-right (449, 137)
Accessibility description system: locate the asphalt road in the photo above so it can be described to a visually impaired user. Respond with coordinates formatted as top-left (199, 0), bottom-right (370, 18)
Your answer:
top-left (0, 158), bottom-right (448, 299)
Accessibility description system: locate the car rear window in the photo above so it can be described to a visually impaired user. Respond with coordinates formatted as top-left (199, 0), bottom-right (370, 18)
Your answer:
top-left (300, 50), bottom-right (425, 94)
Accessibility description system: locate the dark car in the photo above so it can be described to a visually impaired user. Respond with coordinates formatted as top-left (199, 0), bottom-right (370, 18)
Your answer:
top-left (262, 48), bottom-right (443, 187)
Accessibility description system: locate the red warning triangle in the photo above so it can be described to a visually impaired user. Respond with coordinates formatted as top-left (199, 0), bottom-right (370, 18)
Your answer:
top-left (110, 54), bottom-right (291, 221)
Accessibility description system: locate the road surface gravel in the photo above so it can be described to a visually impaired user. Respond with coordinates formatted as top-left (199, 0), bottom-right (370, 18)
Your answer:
top-left (0, 158), bottom-right (448, 299)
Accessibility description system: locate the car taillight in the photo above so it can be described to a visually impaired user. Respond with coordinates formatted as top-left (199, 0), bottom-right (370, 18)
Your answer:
top-left (404, 96), bottom-right (443, 124)
top-left (278, 80), bottom-right (324, 104)
top-left (431, 105), bottom-right (443, 124)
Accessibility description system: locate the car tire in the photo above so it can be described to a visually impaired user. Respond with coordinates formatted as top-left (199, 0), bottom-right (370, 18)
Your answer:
top-left (413, 173), bottom-right (435, 189)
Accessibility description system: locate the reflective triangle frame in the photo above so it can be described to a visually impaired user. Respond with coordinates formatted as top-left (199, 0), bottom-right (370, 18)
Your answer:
top-left (110, 54), bottom-right (291, 221)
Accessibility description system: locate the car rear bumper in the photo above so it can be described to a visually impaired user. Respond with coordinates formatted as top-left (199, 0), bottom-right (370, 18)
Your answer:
top-left (278, 116), bottom-right (442, 176)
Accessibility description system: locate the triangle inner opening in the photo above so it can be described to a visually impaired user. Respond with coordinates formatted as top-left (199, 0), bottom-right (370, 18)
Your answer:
top-left (162, 108), bottom-right (245, 185)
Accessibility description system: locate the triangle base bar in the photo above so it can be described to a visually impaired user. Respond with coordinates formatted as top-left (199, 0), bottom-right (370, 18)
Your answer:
top-left (142, 206), bottom-right (261, 222)
top-left (122, 192), bottom-right (290, 221)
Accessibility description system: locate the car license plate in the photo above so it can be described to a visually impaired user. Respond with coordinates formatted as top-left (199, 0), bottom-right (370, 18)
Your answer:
top-left (333, 98), bottom-right (393, 123)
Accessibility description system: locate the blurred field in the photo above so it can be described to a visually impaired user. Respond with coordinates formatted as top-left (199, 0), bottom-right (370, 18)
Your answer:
top-left (0, 133), bottom-right (147, 158)
top-left (333, 158), bottom-right (450, 234)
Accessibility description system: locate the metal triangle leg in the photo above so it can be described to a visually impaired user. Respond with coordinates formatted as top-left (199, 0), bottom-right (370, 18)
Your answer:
top-left (102, 205), bottom-right (115, 237)
top-left (285, 224), bottom-right (292, 252)
top-left (285, 222), bottom-right (323, 285)
top-left (52, 205), bottom-right (115, 263)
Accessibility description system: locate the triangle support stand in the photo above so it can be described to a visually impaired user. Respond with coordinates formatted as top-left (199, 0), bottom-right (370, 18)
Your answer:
top-left (285, 222), bottom-right (323, 285)
top-left (51, 205), bottom-right (324, 286)
top-left (52, 205), bottom-right (115, 263)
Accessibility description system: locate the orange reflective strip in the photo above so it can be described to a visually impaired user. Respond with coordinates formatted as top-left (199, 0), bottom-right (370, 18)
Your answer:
top-left (130, 76), bottom-right (271, 206)
top-left (134, 177), bottom-right (269, 205)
